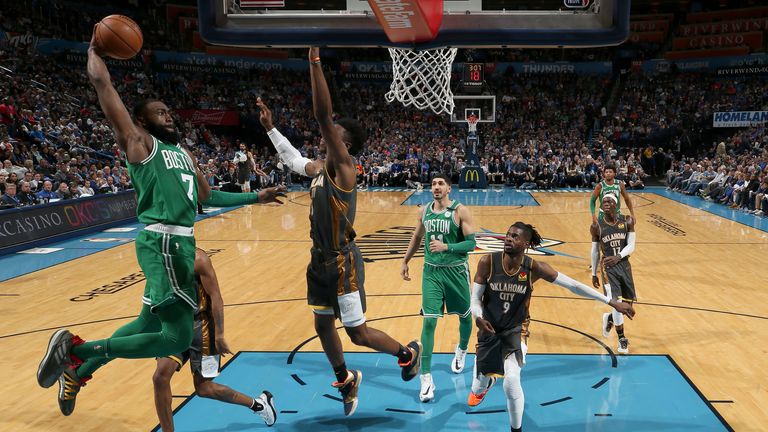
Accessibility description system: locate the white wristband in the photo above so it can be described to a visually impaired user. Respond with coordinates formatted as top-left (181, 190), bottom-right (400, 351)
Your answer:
top-left (470, 282), bottom-right (485, 319)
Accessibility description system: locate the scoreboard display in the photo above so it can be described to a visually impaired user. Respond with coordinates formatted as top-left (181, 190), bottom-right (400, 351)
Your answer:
top-left (462, 63), bottom-right (484, 87)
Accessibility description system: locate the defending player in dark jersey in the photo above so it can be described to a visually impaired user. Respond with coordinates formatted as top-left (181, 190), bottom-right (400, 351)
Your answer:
top-left (255, 48), bottom-right (422, 417)
top-left (467, 222), bottom-right (635, 432)
top-left (151, 248), bottom-right (276, 430)
top-left (591, 193), bottom-right (637, 354)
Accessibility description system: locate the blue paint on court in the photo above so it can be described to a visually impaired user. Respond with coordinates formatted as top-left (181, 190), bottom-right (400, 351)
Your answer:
top-left (402, 189), bottom-right (540, 207)
top-left (0, 205), bottom-right (238, 282)
top-left (164, 352), bottom-right (728, 432)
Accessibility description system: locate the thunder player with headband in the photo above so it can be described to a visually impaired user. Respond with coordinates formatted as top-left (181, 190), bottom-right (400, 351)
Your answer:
top-left (467, 222), bottom-right (635, 432)
top-left (591, 193), bottom-right (637, 354)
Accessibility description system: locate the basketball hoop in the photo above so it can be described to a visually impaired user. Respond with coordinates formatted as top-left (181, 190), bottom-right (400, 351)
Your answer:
top-left (386, 47), bottom-right (458, 115)
top-left (467, 114), bottom-right (478, 134)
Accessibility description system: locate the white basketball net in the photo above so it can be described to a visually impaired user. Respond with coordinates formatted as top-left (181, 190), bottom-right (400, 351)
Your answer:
top-left (386, 47), bottom-right (458, 116)
top-left (468, 116), bottom-right (478, 134)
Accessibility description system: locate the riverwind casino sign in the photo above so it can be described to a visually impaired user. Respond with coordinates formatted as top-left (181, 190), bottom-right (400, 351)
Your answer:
top-left (0, 192), bottom-right (137, 252)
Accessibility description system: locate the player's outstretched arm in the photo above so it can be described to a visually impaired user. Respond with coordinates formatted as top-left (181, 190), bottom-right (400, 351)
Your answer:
top-left (87, 26), bottom-right (148, 164)
top-left (309, 47), bottom-right (355, 189)
top-left (620, 182), bottom-right (636, 222)
top-left (401, 207), bottom-right (427, 281)
top-left (201, 185), bottom-right (287, 207)
top-left (590, 222), bottom-right (601, 289)
top-left (589, 183), bottom-right (602, 223)
top-left (531, 260), bottom-right (635, 319)
top-left (256, 97), bottom-right (320, 178)
top-left (471, 254), bottom-right (495, 334)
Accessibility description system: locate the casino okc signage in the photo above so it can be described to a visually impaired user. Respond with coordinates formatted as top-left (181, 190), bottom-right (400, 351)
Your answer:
top-left (0, 192), bottom-right (137, 252)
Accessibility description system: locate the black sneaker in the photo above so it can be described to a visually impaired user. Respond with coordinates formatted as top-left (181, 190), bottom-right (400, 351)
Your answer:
top-left (332, 370), bottom-right (362, 416)
top-left (601, 313), bottom-right (614, 338)
top-left (58, 368), bottom-right (87, 416)
top-left (38, 329), bottom-right (73, 388)
top-left (399, 340), bottom-right (422, 382)
top-left (253, 390), bottom-right (276, 426)
top-left (618, 337), bottom-right (629, 354)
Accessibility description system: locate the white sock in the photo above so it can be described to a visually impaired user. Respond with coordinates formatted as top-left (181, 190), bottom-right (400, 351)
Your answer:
top-left (504, 356), bottom-right (524, 429)
top-left (471, 358), bottom-right (490, 394)
top-left (612, 309), bottom-right (624, 327)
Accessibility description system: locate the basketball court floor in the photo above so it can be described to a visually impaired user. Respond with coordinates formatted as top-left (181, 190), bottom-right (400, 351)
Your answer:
top-left (2, 187), bottom-right (766, 431)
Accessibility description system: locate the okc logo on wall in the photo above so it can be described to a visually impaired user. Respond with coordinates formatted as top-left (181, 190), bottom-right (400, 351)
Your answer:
top-left (356, 227), bottom-right (565, 262)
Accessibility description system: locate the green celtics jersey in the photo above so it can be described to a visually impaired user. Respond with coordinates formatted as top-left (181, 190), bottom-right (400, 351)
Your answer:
top-left (423, 200), bottom-right (467, 266)
top-left (127, 135), bottom-right (198, 227)
top-left (599, 180), bottom-right (622, 213)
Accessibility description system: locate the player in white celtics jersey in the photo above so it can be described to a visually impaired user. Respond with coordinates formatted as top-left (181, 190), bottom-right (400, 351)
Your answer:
top-left (590, 163), bottom-right (636, 224)
top-left (37, 28), bottom-right (287, 417)
top-left (401, 173), bottom-right (477, 402)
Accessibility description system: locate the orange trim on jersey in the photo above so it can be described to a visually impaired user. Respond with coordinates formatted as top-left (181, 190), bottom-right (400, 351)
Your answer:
top-left (330, 197), bottom-right (340, 250)
top-left (330, 195), bottom-right (350, 250)
top-left (202, 317), bottom-right (213, 356)
top-left (501, 252), bottom-right (523, 277)
top-left (521, 314), bottom-right (531, 341)
top-left (336, 253), bottom-right (346, 296)
top-left (325, 161), bottom-right (355, 193)
top-left (348, 250), bottom-right (359, 293)
top-left (488, 252), bottom-right (494, 280)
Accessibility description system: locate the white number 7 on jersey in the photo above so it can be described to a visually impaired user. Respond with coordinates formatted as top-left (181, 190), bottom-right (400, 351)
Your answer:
top-left (181, 173), bottom-right (194, 201)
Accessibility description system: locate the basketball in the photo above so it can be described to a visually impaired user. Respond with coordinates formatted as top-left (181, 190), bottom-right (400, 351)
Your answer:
top-left (94, 15), bottom-right (143, 60)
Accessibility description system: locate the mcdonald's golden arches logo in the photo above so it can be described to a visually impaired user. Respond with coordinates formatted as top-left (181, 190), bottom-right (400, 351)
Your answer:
top-left (465, 169), bottom-right (480, 183)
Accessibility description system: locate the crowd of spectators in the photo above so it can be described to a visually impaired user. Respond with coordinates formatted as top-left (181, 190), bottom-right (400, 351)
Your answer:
top-left (1, 9), bottom-right (766, 215)
top-left (665, 126), bottom-right (768, 217)
top-left (604, 71), bottom-right (768, 151)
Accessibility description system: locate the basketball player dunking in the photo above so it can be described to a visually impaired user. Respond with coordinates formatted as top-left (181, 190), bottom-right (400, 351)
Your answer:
top-left (467, 222), bottom-right (635, 432)
top-left (255, 48), bottom-right (422, 417)
top-left (590, 163), bottom-right (635, 224)
top-left (37, 26), bottom-right (286, 415)
top-left (591, 194), bottom-right (637, 353)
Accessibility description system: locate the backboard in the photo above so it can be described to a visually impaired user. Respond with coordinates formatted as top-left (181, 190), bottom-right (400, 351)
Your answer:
top-left (450, 96), bottom-right (496, 123)
top-left (199, 0), bottom-right (630, 49)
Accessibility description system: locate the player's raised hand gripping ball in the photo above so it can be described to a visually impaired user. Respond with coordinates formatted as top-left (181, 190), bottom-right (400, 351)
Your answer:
top-left (92, 15), bottom-right (143, 60)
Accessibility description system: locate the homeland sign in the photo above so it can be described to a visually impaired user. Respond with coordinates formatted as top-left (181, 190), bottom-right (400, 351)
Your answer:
top-left (713, 111), bottom-right (768, 128)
